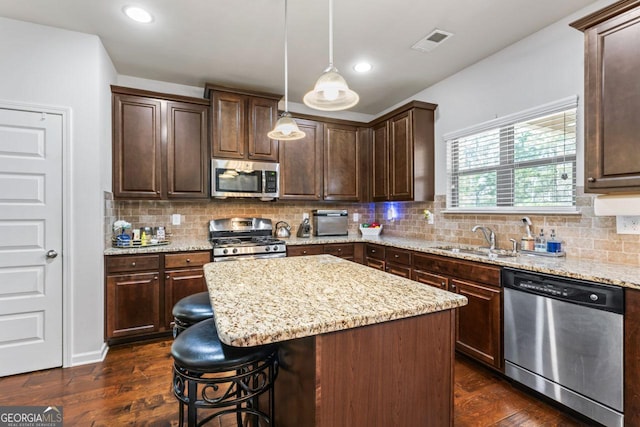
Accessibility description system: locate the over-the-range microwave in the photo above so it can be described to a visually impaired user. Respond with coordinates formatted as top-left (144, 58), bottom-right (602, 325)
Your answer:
top-left (211, 158), bottom-right (279, 200)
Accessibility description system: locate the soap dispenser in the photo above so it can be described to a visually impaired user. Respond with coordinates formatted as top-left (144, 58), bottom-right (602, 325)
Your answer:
top-left (547, 229), bottom-right (562, 253)
top-left (535, 229), bottom-right (547, 252)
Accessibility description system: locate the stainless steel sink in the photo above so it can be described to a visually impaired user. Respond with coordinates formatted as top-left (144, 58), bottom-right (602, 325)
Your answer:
top-left (433, 245), bottom-right (517, 259)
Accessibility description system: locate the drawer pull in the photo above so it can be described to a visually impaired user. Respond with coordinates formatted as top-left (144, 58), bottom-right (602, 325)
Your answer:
top-left (587, 177), bottom-right (596, 182)
top-left (131, 262), bottom-right (136, 267)
top-left (166, 275), bottom-right (170, 280)
top-left (337, 249), bottom-right (342, 252)
top-left (394, 254), bottom-right (399, 258)
top-left (371, 249), bottom-right (376, 253)
top-left (153, 276), bottom-right (158, 280)
top-left (303, 250), bottom-right (307, 254)
top-left (186, 258), bottom-right (191, 263)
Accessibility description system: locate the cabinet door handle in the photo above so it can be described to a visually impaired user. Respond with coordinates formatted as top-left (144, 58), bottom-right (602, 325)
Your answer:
top-left (587, 177), bottom-right (596, 182)
top-left (451, 284), bottom-right (456, 290)
top-left (131, 262), bottom-right (136, 267)
top-left (156, 190), bottom-right (160, 194)
top-left (153, 276), bottom-right (158, 280)
top-left (337, 248), bottom-right (342, 252)
top-left (166, 275), bottom-right (170, 280)
top-left (371, 249), bottom-right (376, 253)
top-left (394, 254), bottom-right (399, 258)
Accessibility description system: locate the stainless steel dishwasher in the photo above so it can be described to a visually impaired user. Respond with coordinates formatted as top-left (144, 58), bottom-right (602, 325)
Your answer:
top-left (503, 267), bottom-right (624, 427)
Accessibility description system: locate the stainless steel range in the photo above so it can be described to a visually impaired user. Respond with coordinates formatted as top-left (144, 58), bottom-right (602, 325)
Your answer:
top-left (209, 217), bottom-right (287, 262)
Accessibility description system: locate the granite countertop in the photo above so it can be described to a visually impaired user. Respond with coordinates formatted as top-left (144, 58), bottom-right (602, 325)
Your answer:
top-left (204, 255), bottom-right (468, 347)
top-left (285, 234), bottom-right (640, 290)
top-left (104, 239), bottom-right (212, 255)
top-left (104, 233), bottom-right (640, 290)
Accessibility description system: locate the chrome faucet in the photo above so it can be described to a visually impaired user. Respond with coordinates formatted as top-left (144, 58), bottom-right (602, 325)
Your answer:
top-left (472, 225), bottom-right (496, 250)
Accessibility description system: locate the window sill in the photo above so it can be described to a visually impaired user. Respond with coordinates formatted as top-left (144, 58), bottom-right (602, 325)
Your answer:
top-left (441, 208), bottom-right (581, 216)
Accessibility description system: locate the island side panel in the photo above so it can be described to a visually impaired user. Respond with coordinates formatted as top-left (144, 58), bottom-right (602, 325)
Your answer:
top-left (275, 309), bottom-right (452, 427)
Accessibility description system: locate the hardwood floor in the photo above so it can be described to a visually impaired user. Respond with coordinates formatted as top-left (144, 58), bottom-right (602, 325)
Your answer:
top-left (0, 339), bottom-right (590, 426)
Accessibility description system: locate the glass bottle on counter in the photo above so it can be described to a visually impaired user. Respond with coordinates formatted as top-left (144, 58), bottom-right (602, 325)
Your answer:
top-left (547, 229), bottom-right (562, 253)
top-left (535, 229), bottom-right (547, 252)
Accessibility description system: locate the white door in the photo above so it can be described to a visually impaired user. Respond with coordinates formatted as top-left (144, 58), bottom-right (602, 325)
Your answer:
top-left (0, 107), bottom-right (63, 376)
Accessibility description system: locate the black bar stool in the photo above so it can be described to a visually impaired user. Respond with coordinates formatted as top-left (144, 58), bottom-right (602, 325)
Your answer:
top-left (171, 318), bottom-right (278, 427)
top-left (172, 291), bottom-right (214, 337)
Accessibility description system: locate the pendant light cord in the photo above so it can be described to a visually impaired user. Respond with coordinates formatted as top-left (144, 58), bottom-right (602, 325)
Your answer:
top-left (284, 0), bottom-right (289, 112)
top-left (328, 0), bottom-right (334, 68)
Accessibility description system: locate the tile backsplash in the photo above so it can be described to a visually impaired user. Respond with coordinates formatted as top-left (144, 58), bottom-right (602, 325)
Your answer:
top-left (105, 187), bottom-right (640, 267)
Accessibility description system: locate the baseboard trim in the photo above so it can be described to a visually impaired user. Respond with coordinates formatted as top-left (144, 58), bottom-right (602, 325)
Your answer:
top-left (69, 342), bottom-right (109, 367)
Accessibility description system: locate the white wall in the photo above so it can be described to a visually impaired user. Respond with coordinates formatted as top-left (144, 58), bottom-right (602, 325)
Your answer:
top-left (0, 17), bottom-right (117, 365)
top-left (386, 0), bottom-right (618, 196)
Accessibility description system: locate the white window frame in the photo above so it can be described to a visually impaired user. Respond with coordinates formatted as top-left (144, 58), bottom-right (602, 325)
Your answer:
top-left (443, 96), bottom-right (580, 214)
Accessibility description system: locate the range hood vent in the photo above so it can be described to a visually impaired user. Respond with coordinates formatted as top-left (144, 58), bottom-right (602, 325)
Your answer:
top-left (411, 29), bottom-right (454, 52)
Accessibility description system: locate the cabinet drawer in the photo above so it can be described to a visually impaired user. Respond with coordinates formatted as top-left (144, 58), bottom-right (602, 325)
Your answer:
top-left (324, 243), bottom-right (354, 258)
top-left (106, 254), bottom-right (160, 274)
top-left (413, 253), bottom-right (501, 287)
top-left (386, 263), bottom-right (412, 278)
top-left (366, 244), bottom-right (385, 260)
top-left (386, 248), bottom-right (411, 266)
top-left (165, 251), bottom-right (210, 269)
top-left (287, 245), bottom-right (324, 257)
top-left (367, 258), bottom-right (385, 271)
top-left (413, 270), bottom-right (449, 291)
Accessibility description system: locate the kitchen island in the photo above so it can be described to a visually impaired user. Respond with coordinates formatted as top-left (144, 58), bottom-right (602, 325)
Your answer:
top-left (204, 255), bottom-right (467, 427)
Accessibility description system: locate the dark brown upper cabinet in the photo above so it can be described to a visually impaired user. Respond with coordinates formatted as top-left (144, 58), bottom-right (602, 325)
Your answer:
top-left (369, 101), bottom-right (437, 202)
top-left (323, 123), bottom-right (366, 202)
top-left (279, 119), bottom-right (324, 201)
top-left (111, 86), bottom-right (209, 200)
top-left (205, 84), bottom-right (281, 162)
top-left (571, 1), bottom-right (640, 192)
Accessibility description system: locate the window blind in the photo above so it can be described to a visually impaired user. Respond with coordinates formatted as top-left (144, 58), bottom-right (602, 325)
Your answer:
top-left (445, 96), bottom-right (578, 213)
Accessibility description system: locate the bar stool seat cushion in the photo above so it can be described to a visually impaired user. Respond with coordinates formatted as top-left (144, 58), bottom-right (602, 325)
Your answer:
top-left (172, 292), bottom-right (214, 324)
top-left (171, 318), bottom-right (276, 372)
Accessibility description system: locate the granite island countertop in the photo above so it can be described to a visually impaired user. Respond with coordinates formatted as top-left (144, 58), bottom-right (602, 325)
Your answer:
top-left (204, 254), bottom-right (468, 347)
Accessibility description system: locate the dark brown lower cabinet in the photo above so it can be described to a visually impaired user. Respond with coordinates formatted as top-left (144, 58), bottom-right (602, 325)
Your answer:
top-left (450, 279), bottom-right (501, 369)
top-left (413, 253), bottom-right (502, 371)
top-left (287, 243), bottom-right (363, 263)
top-left (106, 272), bottom-right (160, 339)
top-left (164, 268), bottom-right (207, 330)
top-left (105, 250), bottom-right (210, 344)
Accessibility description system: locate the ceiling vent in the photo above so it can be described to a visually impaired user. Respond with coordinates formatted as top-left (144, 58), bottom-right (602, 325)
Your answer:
top-left (411, 29), bottom-right (454, 53)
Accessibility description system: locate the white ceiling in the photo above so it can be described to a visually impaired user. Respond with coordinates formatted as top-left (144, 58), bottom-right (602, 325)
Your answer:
top-left (0, 0), bottom-right (601, 114)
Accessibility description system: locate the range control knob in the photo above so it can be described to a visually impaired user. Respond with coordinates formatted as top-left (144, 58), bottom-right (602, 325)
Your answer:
top-left (223, 249), bottom-right (228, 254)
top-left (232, 248), bottom-right (238, 254)
top-left (590, 294), bottom-right (599, 302)
top-left (265, 246), bottom-right (271, 252)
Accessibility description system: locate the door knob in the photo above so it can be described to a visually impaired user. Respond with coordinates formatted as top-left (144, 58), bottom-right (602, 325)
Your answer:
top-left (46, 250), bottom-right (58, 259)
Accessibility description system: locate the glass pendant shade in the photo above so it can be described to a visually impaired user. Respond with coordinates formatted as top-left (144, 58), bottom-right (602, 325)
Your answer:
top-left (269, 0), bottom-right (305, 141)
top-left (303, 66), bottom-right (359, 111)
top-left (268, 112), bottom-right (305, 140)
top-left (303, 0), bottom-right (359, 111)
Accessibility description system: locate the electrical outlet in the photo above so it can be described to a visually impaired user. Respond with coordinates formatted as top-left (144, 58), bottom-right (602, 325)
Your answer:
top-left (616, 216), bottom-right (640, 234)
top-left (172, 214), bottom-right (181, 226)
top-left (302, 212), bottom-right (309, 220)
top-left (353, 213), bottom-right (360, 222)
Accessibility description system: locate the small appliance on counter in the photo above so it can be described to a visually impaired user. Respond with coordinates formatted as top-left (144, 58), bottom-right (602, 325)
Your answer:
top-left (312, 209), bottom-right (348, 236)
top-left (297, 218), bottom-right (311, 238)
top-left (274, 221), bottom-right (291, 238)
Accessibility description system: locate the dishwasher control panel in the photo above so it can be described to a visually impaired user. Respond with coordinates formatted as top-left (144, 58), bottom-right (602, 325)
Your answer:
top-left (503, 267), bottom-right (624, 314)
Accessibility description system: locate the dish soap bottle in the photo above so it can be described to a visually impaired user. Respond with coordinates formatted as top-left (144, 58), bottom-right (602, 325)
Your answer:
top-left (535, 229), bottom-right (547, 252)
top-left (547, 229), bottom-right (562, 253)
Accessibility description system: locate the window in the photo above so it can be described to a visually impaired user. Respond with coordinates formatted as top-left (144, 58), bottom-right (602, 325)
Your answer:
top-left (445, 96), bottom-right (577, 213)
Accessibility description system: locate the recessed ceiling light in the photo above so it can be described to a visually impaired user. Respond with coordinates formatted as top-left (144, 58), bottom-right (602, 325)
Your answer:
top-left (123, 6), bottom-right (153, 23)
top-left (353, 62), bottom-right (372, 73)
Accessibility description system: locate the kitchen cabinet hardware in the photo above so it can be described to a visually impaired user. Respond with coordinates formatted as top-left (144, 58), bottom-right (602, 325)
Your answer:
top-left (46, 250), bottom-right (58, 259)
top-left (131, 262), bottom-right (136, 267)
top-left (587, 177), bottom-right (596, 182)
top-left (186, 258), bottom-right (191, 263)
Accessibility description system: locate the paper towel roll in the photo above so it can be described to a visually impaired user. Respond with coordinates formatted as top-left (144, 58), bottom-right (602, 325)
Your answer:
top-left (594, 194), bottom-right (640, 216)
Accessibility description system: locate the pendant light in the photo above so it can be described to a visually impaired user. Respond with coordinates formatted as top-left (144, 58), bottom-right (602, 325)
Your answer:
top-left (268, 0), bottom-right (305, 141)
top-left (303, 0), bottom-right (359, 111)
